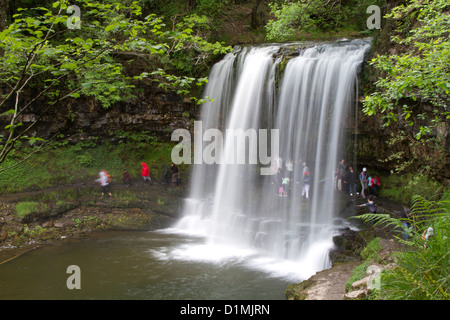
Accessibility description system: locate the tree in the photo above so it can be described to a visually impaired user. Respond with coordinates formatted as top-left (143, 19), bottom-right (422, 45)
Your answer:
top-left (265, 0), bottom-right (364, 41)
top-left (251, 0), bottom-right (264, 29)
top-left (363, 0), bottom-right (449, 140)
top-left (0, 0), bottom-right (231, 172)
top-left (361, 0), bottom-right (449, 177)
top-left (0, 0), bottom-right (8, 32)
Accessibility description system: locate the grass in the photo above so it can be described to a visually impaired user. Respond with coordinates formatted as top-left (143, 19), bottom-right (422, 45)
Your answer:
top-left (0, 136), bottom-right (186, 195)
top-left (378, 173), bottom-right (444, 204)
top-left (15, 201), bottom-right (46, 219)
top-left (345, 237), bottom-right (382, 292)
top-left (360, 237), bottom-right (381, 261)
top-left (345, 259), bottom-right (374, 292)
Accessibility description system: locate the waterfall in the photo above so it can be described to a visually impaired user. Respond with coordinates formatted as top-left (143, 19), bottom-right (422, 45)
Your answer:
top-left (172, 39), bottom-right (371, 280)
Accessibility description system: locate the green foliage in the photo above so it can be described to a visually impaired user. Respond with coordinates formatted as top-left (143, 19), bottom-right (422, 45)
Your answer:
top-left (0, 1), bottom-right (149, 107)
top-left (141, 0), bottom-right (230, 20)
top-left (115, 130), bottom-right (158, 147)
top-left (265, 0), bottom-right (378, 42)
top-left (361, 237), bottom-right (381, 261)
top-left (345, 259), bottom-right (374, 292)
top-left (72, 215), bottom-right (98, 227)
top-left (379, 173), bottom-right (443, 204)
top-left (194, 0), bottom-right (229, 16)
top-left (15, 201), bottom-right (47, 219)
top-left (155, 13), bottom-right (232, 80)
top-left (266, 1), bottom-right (306, 41)
top-left (0, 0), bottom-right (231, 170)
top-left (76, 153), bottom-right (95, 167)
top-left (378, 130), bottom-right (446, 177)
top-left (363, 0), bottom-right (450, 139)
top-left (0, 134), bottom-right (179, 194)
top-left (352, 193), bottom-right (450, 299)
top-left (345, 238), bottom-right (383, 292)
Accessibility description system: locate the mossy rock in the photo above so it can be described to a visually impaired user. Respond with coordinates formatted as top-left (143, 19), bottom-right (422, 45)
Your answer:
top-left (286, 279), bottom-right (316, 300)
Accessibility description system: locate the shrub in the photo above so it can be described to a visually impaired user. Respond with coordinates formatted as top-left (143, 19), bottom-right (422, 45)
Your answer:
top-left (361, 237), bottom-right (381, 261)
top-left (379, 173), bottom-right (443, 204)
top-left (0, 135), bottom-right (179, 194)
top-left (353, 193), bottom-right (450, 299)
top-left (15, 202), bottom-right (40, 219)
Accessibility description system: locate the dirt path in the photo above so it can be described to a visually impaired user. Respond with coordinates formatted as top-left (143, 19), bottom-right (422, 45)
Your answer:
top-left (301, 261), bottom-right (361, 300)
top-left (0, 182), bottom-right (186, 257)
top-left (287, 237), bottom-right (404, 300)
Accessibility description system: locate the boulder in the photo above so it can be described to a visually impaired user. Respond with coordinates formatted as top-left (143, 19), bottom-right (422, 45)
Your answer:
top-left (42, 221), bottom-right (54, 228)
top-left (329, 227), bottom-right (374, 263)
top-left (344, 289), bottom-right (368, 300)
top-left (351, 276), bottom-right (370, 289)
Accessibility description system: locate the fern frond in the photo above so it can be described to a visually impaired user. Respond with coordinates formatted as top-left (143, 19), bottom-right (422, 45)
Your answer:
top-left (352, 213), bottom-right (404, 230)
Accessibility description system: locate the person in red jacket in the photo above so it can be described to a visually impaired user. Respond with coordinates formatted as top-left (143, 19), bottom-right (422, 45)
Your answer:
top-left (369, 175), bottom-right (380, 196)
top-left (141, 162), bottom-right (151, 183)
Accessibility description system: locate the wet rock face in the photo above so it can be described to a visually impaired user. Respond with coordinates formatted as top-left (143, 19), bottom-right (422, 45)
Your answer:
top-left (1, 81), bottom-right (194, 143)
top-left (329, 227), bottom-right (372, 264)
top-left (60, 85), bottom-right (193, 141)
top-left (337, 93), bottom-right (450, 184)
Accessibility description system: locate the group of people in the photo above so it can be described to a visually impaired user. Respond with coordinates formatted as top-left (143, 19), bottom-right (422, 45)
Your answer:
top-left (136, 162), bottom-right (180, 186)
top-left (274, 157), bottom-right (311, 199)
top-left (95, 162), bottom-right (181, 196)
top-left (399, 205), bottom-right (433, 245)
top-left (273, 157), bottom-right (382, 201)
top-left (334, 159), bottom-right (380, 198)
top-left (358, 196), bottom-right (435, 248)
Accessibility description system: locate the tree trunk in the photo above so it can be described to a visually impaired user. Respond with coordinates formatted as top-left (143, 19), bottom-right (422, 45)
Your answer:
top-left (251, 0), bottom-right (264, 29)
top-left (0, 0), bottom-right (8, 57)
top-left (0, 0), bottom-right (8, 31)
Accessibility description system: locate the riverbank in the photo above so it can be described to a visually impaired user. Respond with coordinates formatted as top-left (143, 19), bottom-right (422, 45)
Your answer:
top-left (286, 193), bottom-right (411, 300)
top-left (286, 237), bottom-right (404, 300)
top-left (0, 181), bottom-right (416, 300)
top-left (0, 181), bottom-right (187, 263)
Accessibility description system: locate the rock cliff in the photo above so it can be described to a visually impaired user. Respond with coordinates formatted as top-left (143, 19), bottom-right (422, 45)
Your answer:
top-left (1, 80), bottom-right (195, 144)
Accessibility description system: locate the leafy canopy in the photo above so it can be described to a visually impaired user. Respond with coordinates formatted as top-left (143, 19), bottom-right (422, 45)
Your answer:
top-left (0, 0), bottom-right (231, 170)
top-left (264, 0), bottom-right (379, 41)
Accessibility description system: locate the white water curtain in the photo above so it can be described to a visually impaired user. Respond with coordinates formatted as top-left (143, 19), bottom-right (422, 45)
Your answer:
top-left (176, 40), bottom-right (371, 278)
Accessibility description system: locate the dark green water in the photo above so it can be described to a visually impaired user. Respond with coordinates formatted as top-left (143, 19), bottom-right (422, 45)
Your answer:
top-left (0, 230), bottom-right (294, 300)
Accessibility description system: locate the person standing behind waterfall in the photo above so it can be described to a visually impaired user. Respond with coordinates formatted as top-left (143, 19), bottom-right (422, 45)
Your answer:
top-left (282, 176), bottom-right (290, 197)
top-left (294, 159), bottom-right (302, 186)
top-left (171, 163), bottom-right (179, 185)
top-left (338, 159), bottom-right (349, 193)
top-left (276, 168), bottom-right (284, 196)
top-left (359, 167), bottom-right (369, 198)
top-left (286, 159), bottom-right (293, 179)
top-left (336, 164), bottom-right (342, 191)
top-left (162, 164), bottom-right (170, 185)
top-left (302, 164), bottom-right (311, 199)
top-left (369, 175), bottom-right (380, 196)
top-left (348, 166), bottom-right (358, 196)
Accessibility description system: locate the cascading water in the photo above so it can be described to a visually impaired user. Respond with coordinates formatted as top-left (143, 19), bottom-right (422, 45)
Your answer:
top-left (171, 39), bottom-right (371, 280)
